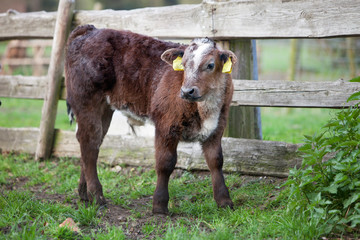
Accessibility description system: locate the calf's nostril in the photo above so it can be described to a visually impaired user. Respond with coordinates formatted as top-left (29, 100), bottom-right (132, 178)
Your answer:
top-left (181, 87), bottom-right (193, 95)
top-left (181, 86), bottom-right (200, 100)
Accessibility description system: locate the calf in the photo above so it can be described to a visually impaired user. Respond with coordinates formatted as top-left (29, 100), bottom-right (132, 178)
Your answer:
top-left (65, 25), bottom-right (236, 214)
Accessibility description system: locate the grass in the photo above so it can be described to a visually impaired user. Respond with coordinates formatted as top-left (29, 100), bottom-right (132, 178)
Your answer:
top-left (0, 153), bottom-right (333, 239)
top-left (0, 98), bottom-right (75, 131)
top-left (261, 107), bottom-right (339, 143)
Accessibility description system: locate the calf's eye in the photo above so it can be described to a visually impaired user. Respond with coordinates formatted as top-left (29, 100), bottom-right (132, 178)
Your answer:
top-left (207, 63), bottom-right (215, 70)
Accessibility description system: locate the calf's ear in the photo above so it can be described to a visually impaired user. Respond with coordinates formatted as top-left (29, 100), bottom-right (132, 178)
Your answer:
top-left (220, 50), bottom-right (237, 65)
top-left (220, 50), bottom-right (237, 74)
top-left (161, 48), bottom-right (184, 66)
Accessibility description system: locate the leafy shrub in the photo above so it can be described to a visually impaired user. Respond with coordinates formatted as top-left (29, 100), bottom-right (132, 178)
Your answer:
top-left (285, 77), bottom-right (360, 235)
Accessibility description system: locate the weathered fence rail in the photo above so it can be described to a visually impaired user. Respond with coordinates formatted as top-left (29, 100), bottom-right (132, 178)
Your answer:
top-left (0, 127), bottom-right (300, 178)
top-left (1, 76), bottom-right (358, 108)
top-left (1, 0), bottom-right (359, 177)
top-left (1, 40), bottom-right (52, 76)
top-left (1, 0), bottom-right (360, 40)
top-left (231, 79), bottom-right (360, 108)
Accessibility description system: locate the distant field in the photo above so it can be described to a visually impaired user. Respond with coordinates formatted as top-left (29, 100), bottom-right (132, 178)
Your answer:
top-left (258, 39), bottom-right (353, 81)
top-left (257, 39), bottom-right (349, 143)
top-left (0, 98), bottom-right (75, 131)
top-left (261, 107), bottom-right (338, 143)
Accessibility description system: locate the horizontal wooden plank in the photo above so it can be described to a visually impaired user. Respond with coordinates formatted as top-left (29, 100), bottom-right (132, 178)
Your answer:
top-left (0, 75), bottom-right (47, 99)
top-left (0, 10), bottom-right (56, 40)
top-left (210, 0), bottom-right (360, 39)
top-left (0, 127), bottom-right (39, 154)
top-left (6, 39), bottom-right (53, 48)
top-left (1, 0), bottom-right (360, 40)
top-left (1, 75), bottom-right (358, 108)
top-left (73, 5), bottom-right (207, 39)
top-left (74, 0), bottom-right (360, 39)
top-left (176, 137), bottom-right (301, 177)
top-left (0, 127), bottom-right (301, 177)
top-left (232, 79), bottom-right (360, 108)
top-left (2, 58), bottom-right (51, 66)
top-left (54, 130), bottom-right (302, 177)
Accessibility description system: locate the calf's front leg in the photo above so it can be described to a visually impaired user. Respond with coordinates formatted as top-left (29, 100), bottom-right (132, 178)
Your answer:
top-left (202, 137), bottom-right (233, 209)
top-left (152, 133), bottom-right (179, 214)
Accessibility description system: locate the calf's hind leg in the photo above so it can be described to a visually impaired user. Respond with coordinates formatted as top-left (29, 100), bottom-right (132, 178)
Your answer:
top-left (76, 105), bottom-right (113, 205)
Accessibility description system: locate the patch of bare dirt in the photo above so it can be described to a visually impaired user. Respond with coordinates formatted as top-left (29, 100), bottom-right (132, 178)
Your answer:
top-left (2, 176), bottom-right (29, 191)
top-left (98, 200), bottom-right (174, 239)
top-left (0, 226), bottom-right (11, 235)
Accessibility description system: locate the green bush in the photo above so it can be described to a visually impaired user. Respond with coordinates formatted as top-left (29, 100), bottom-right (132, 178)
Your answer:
top-left (285, 77), bottom-right (360, 236)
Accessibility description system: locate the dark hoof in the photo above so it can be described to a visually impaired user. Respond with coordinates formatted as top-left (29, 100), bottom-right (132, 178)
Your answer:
top-left (82, 200), bottom-right (107, 210)
top-left (218, 199), bottom-right (234, 210)
top-left (152, 207), bottom-right (169, 215)
top-left (98, 203), bottom-right (108, 211)
top-left (86, 191), bottom-right (107, 206)
top-left (95, 195), bottom-right (107, 206)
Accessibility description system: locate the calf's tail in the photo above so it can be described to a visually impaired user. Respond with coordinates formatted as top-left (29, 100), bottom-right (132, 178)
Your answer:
top-left (65, 25), bottom-right (96, 126)
top-left (66, 101), bottom-right (74, 125)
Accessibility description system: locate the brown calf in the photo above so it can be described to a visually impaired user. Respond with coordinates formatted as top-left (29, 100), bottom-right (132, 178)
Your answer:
top-left (65, 25), bottom-right (237, 214)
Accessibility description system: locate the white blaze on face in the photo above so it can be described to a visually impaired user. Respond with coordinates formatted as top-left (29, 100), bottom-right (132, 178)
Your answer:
top-left (192, 40), bottom-right (214, 70)
top-left (185, 39), bottom-right (215, 81)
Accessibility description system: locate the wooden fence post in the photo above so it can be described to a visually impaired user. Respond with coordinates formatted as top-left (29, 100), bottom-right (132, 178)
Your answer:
top-left (35, 0), bottom-right (75, 160)
top-left (205, 0), bottom-right (262, 139)
top-left (219, 39), bottom-right (262, 139)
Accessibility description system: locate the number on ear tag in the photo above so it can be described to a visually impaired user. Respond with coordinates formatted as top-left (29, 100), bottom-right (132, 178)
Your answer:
top-left (173, 56), bottom-right (184, 71)
top-left (222, 58), bottom-right (232, 74)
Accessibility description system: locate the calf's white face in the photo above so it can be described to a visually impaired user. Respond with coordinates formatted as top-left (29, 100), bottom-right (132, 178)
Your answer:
top-left (161, 38), bottom-right (237, 102)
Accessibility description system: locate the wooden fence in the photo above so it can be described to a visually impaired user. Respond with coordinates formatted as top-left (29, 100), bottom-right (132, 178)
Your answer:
top-left (1, 40), bottom-right (52, 76)
top-left (0, 0), bottom-right (359, 177)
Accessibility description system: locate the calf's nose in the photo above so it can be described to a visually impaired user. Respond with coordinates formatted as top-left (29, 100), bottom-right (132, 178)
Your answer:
top-left (180, 86), bottom-right (200, 101)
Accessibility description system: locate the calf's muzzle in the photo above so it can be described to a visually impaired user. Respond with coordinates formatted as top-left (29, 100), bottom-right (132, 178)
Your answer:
top-left (180, 86), bottom-right (201, 101)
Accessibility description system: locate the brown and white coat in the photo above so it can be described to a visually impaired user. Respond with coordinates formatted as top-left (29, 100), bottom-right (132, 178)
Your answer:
top-left (65, 25), bottom-right (236, 214)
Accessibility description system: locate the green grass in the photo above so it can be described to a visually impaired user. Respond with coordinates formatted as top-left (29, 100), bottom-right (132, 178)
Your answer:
top-left (259, 40), bottom-right (292, 74)
top-left (261, 107), bottom-right (339, 143)
top-left (0, 153), bottom-right (336, 239)
top-left (0, 41), bottom-right (8, 58)
top-left (0, 98), bottom-right (75, 131)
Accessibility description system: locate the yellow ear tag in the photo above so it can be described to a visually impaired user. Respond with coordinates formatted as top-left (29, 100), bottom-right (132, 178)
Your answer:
top-left (222, 58), bottom-right (232, 74)
top-left (173, 56), bottom-right (184, 71)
